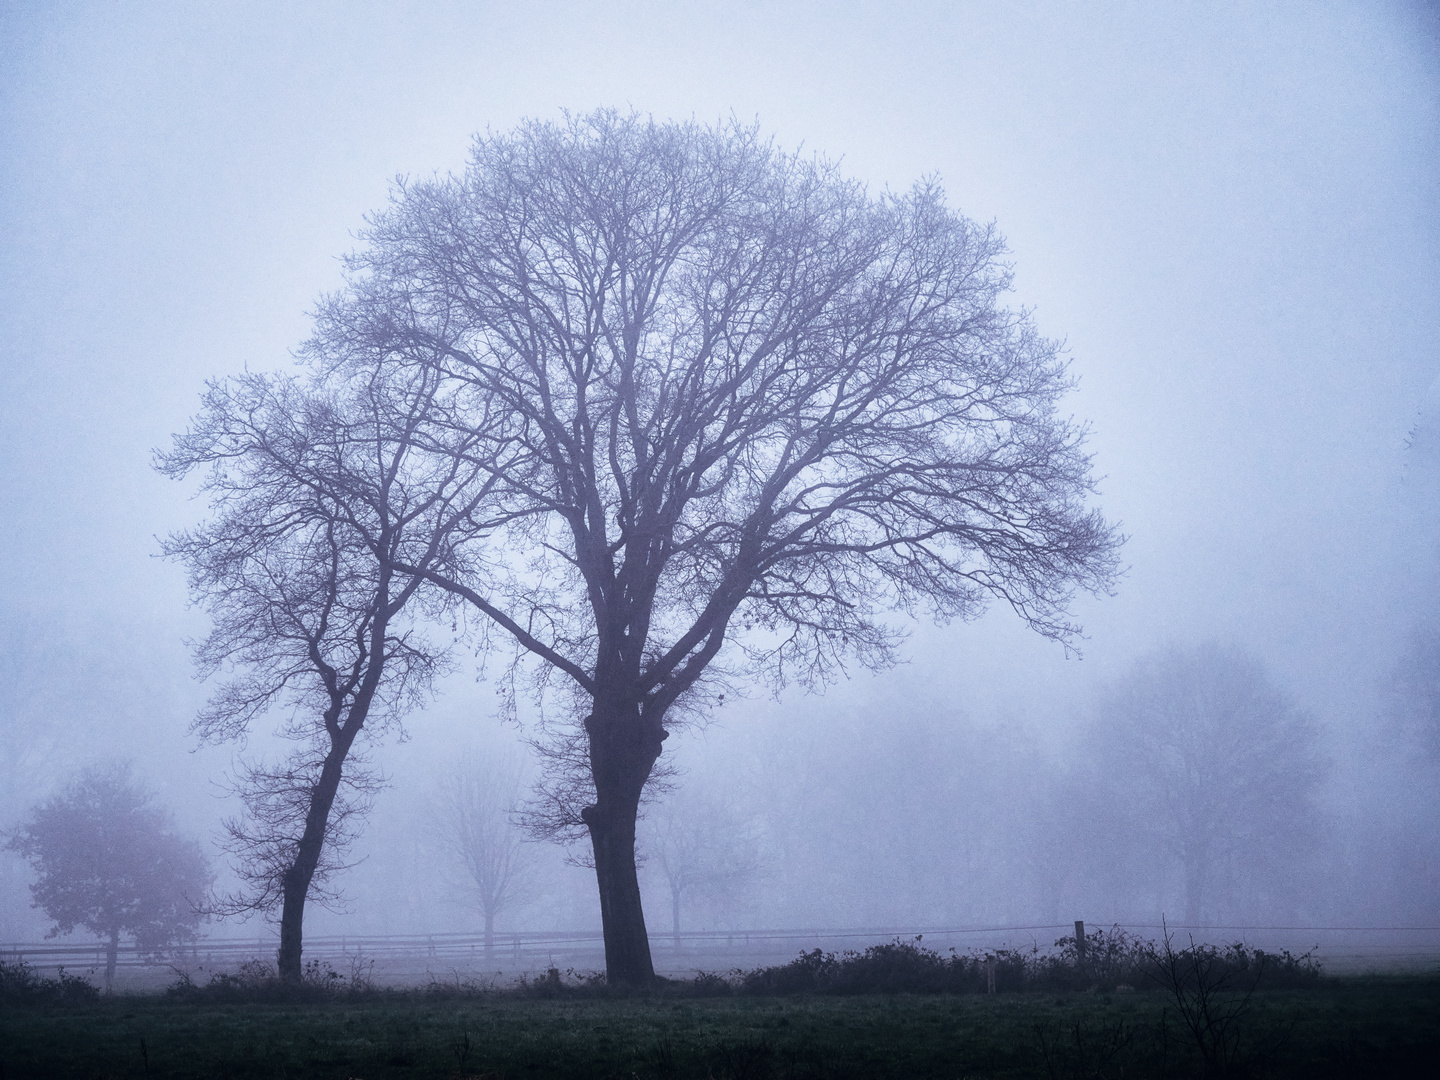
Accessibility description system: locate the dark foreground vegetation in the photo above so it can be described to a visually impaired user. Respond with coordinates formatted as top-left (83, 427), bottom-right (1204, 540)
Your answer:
top-left (3, 933), bottom-right (1438, 1078)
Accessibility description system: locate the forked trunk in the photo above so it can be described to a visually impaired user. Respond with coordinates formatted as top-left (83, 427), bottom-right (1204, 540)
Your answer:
top-left (277, 739), bottom-right (352, 982)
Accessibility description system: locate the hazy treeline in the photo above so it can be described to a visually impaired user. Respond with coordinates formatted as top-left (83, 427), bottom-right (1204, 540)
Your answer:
top-left (285, 635), bottom-right (1440, 940)
top-left (634, 660), bottom-right (1419, 935)
top-left (3, 616), bottom-right (1437, 947)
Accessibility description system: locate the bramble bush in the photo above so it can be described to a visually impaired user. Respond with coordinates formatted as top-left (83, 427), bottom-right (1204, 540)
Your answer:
top-left (155, 928), bottom-right (1317, 1001)
top-left (164, 955), bottom-right (379, 1003)
top-left (0, 957), bottom-right (101, 1006)
top-left (738, 936), bottom-right (1037, 995)
top-left (734, 928), bottom-right (1320, 997)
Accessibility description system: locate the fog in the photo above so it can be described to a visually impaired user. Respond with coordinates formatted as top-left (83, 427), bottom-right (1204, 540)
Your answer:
top-left (2, 2), bottom-right (1438, 974)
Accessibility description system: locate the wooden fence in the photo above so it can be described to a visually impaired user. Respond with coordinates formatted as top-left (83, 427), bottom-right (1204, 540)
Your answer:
top-left (5, 923), bottom-right (1439, 989)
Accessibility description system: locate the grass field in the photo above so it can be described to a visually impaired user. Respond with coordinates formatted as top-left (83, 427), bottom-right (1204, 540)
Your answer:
top-left (3, 975), bottom-right (1439, 1079)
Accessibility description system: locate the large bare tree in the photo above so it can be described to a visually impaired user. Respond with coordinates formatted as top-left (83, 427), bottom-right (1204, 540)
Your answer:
top-left (316, 111), bottom-right (1122, 983)
top-left (159, 360), bottom-right (497, 980)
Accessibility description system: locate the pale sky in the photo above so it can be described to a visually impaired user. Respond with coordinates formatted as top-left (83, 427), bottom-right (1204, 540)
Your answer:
top-left (2, 2), bottom-right (1437, 908)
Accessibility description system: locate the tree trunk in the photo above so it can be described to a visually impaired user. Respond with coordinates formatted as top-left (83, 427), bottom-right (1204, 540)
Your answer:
top-left (104, 927), bottom-right (119, 992)
top-left (277, 874), bottom-right (308, 983)
top-left (583, 796), bottom-right (655, 984)
top-left (1183, 845), bottom-right (1209, 926)
top-left (484, 908), bottom-right (495, 951)
top-left (581, 698), bottom-right (666, 985)
top-left (671, 882), bottom-right (682, 951)
top-left (277, 738), bottom-right (352, 982)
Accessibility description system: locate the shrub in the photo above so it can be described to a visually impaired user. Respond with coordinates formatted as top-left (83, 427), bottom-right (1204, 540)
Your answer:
top-left (1142, 929), bottom-right (1318, 1076)
top-left (738, 937), bottom-right (1024, 995)
top-left (164, 955), bottom-right (380, 1003)
top-left (0, 958), bottom-right (101, 1006)
top-left (733, 928), bottom-right (1323, 997)
top-left (1033, 926), bottom-right (1155, 991)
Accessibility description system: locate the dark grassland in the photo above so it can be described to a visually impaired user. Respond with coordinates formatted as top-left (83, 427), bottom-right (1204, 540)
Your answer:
top-left (3, 939), bottom-right (1438, 1079)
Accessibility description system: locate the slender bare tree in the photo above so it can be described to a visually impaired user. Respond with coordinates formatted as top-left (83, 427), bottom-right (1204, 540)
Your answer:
top-left (641, 790), bottom-right (761, 948)
top-left (433, 751), bottom-right (535, 949)
top-left (158, 358), bottom-right (499, 980)
top-left (315, 110), bottom-right (1123, 982)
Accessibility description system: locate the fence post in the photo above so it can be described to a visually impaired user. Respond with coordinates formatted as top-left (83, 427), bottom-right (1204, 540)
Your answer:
top-left (1075, 921), bottom-right (1086, 964)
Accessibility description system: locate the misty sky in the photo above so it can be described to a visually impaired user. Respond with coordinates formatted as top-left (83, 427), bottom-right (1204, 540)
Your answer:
top-left (2, 2), bottom-right (1438, 939)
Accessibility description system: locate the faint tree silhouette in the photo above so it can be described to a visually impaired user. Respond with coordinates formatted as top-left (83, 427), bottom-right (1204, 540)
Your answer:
top-left (434, 751), bottom-right (535, 949)
top-left (5, 763), bottom-right (211, 991)
top-left (1081, 643), bottom-right (1327, 924)
top-left (641, 790), bottom-right (762, 948)
top-left (1393, 624), bottom-right (1440, 761)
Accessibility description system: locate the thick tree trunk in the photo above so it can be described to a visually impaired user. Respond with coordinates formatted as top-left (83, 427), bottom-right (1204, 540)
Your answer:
top-left (581, 696), bottom-right (667, 985)
top-left (277, 739), bottom-right (352, 983)
top-left (484, 909), bottom-right (495, 951)
top-left (583, 795), bottom-right (655, 984)
top-left (104, 928), bottom-right (119, 992)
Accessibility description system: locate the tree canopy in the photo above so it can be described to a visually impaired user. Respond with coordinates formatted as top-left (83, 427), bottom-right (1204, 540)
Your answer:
top-left (212, 109), bottom-right (1122, 982)
top-left (158, 362), bottom-right (495, 979)
top-left (5, 763), bottom-right (210, 990)
top-left (1080, 642), bottom-right (1327, 924)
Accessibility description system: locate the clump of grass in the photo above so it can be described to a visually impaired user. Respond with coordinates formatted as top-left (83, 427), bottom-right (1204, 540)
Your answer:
top-left (163, 955), bottom-right (384, 1003)
top-left (1034, 1015), bottom-right (1139, 1080)
top-left (421, 970), bottom-right (501, 998)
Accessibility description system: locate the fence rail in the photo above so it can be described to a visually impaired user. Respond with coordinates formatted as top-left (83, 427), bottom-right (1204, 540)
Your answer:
top-left (5, 923), bottom-right (1439, 984)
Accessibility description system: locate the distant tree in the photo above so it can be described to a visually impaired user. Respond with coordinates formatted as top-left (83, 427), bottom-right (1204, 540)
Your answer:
top-left (1393, 623), bottom-right (1440, 760)
top-left (1081, 643), bottom-right (1327, 924)
top-left (4, 763), bottom-right (210, 991)
top-left (749, 706), bottom-right (1050, 928)
top-left (316, 109), bottom-right (1122, 982)
top-left (433, 753), bottom-right (535, 949)
top-left (1394, 393), bottom-right (1440, 760)
top-left (641, 791), bottom-right (761, 948)
top-left (158, 359), bottom-right (502, 981)
top-left (0, 616), bottom-right (174, 918)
